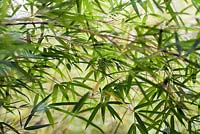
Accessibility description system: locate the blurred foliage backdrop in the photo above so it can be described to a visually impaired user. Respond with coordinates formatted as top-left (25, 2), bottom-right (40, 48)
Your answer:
top-left (0, 0), bottom-right (200, 133)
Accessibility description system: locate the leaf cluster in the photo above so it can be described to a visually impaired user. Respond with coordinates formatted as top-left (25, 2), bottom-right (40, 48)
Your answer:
top-left (0, 0), bottom-right (199, 133)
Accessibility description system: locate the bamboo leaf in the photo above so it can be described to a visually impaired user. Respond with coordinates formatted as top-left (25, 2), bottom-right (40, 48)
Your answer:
top-left (86, 103), bottom-right (101, 128)
top-left (24, 94), bottom-right (51, 128)
top-left (135, 78), bottom-right (150, 102)
top-left (170, 115), bottom-right (175, 132)
top-left (128, 123), bottom-right (136, 134)
top-left (46, 109), bottom-right (54, 126)
top-left (0, 122), bottom-right (20, 134)
top-left (186, 38), bottom-right (200, 56)
top-left (48, 102), bottom-right (78, 107)
top-left (94, 0), bottom-right (106, 14)
top-left (50, 106), bottom-right (104, 133)
top-left (175, 32), bottom-right (182, 55)
top-left (24, 124), bottom-right (51, 130)
top-left (101, 103), bottom-right (106, 123)
top-left (130, 0), bottom-right (140, 17)
top-left (72, 92), bottom-right (89, 113)
top-left (76, 0), bottom-right (82, 14)
top-left (170, 108), bottom-right (185, 126)
top-left (107, 104), bottom-right (122, 122)
top-left (135, 112), bottom-right (148, 134)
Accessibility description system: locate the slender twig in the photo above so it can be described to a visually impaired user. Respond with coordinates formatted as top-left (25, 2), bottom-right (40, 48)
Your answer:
top-left (161, 49), bottom-right (200, 68)
top-left (1, 21), bottom-right (64, 27)
top-left (1, 21), bottom-right (139, 42)
top-left (2, 21), bottom-right (49, 26)
top-left (3, 20), bottom-right (197, 67)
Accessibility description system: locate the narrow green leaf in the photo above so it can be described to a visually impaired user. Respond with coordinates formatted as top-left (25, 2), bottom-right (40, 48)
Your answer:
top-left (86, 103), bottom-right (101, 128)
top-left (0, 61), bottom-right (33, 81)
top-left (135, 112), bottom-right (148, 134)
top-left (24, 113), bottom-right (34, 128)
top-left (24, 94), bottom-right (51, 128)
top-left (76, 0), bottom-right (82, 14)
top-left (170, 108), bottom-right (185, 126)
top-left (166, 4), bottom-right (179, 24)
top-left (101, 103), bottom-right (106, 123)
top-left (192, 0), bottom-right (200, 12)
top-left (33, 94), bottom-right (39, 106)
top-left (177, 107), bottom-right (187, 120)
top-left (72, 92), bottom-right (89, 113)
top-left (51, 106), bottom-right (104, 133)
top-left (138, 0), bottom-right (147, 12)
top-left (128, 123), bottom-right (136, 134)
top-left (137, 113), bottom-right (164, 133)
top-left (152, 0), bottom-right (163, 12)
top-left (11, 5), bottom-right (22, 16)
top-left (175, 32), bottom-right (182, 55)
top-left (32, 94), bottom-right (51, 113)
top-left (52, 84), bottom-right (59, 103)
top-left (0, 123), bottom-right (4, 134)
top-left (59, 85), bottom-right (69, 100)
top-left (102, 79), bottom-right (119, 91)
top-left (170, 115), bottom-right (175, 132)
top-left (55, 37), bottom-right (68, 46)
top-left (46, 109), bottom-right (54, 126)
top-left (135, 75), bottom-right (159, 88)
top-left (125, 74), bottom-right (133, 95)
top-left (158, 29), bottom-right (163, 49)
top-left (12, 88), bottom-right (30, 102)
top-left (107, 101), bottom-right (124, 105)
top-left (94, 0), bottom-right (106, 14)
top-left (48, 102), bottom-right (78, 107)
top-left (24, 124), bottom-right (51, 130)
top-left (107, 104), bottom-right (122, 122)
top-left (149, 100), bottom-right (165, 117)
top-left (134, 100), bottom-right (160, 110)
top-left (0, 122), bottom-right (20, 134)
top-left (130, 0), bottom-right (140, 17)
top-left (83, 71), bottom-right (93, 83)
top-left (186, 38), bottom-right (200, 56)
top-left (135, 78), bottom-right (150, 102)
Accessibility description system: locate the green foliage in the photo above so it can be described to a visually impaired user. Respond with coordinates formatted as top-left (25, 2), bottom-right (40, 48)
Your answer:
top-left (0, 0), bottom-right (199, 133)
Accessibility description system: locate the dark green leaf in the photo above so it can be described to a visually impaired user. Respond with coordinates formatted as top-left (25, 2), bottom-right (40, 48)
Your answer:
top-left (72, 92), bottom-right (89, 113)
top-left (107, 104), bottom-right (122, 122)
top-left (24, 124), bottom-right (51, 130)
top-left (128, 123), bottom-right (136, 134)
top-left (86, 103), bottom-right (101, 128)
top-left (135, 112), bottom-right (148, 134)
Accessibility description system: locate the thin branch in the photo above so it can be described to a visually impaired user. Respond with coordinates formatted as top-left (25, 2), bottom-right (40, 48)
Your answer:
top-left (1, 21), bottom-right (64, 27)
top-left (2, 21), bottom-right (48, 26)
top-left (161, 49), bottom-right (200, 68)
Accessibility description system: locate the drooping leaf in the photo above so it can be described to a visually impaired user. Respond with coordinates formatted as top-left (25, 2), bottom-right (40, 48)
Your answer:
top-left (174, 32), bottom-right (182, 55)
top-left (50, 106), bottom-right (104, 133)
top-left (128, 123), bottom-right (137, 134)
top-left (0, 122), bottom-right (20, 134)
top-left (130, 0), bottom-right (140, 17)
top-left (46, 109), bottom-right (54, 126)
top-left (86, 103), bottom-right (101, 128)
top-left (135, 112), bottom-right (148, 134)
top-left (24, 94), bottom-right (51, 128)
top-left (107, 104), bottom-right (122, 122)
top-left (72, 92), bottom-right (89, 113)
top-left (186, 38), bottom-right (200, 56)
top-left (24, 124), bottom-right (51, 130)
